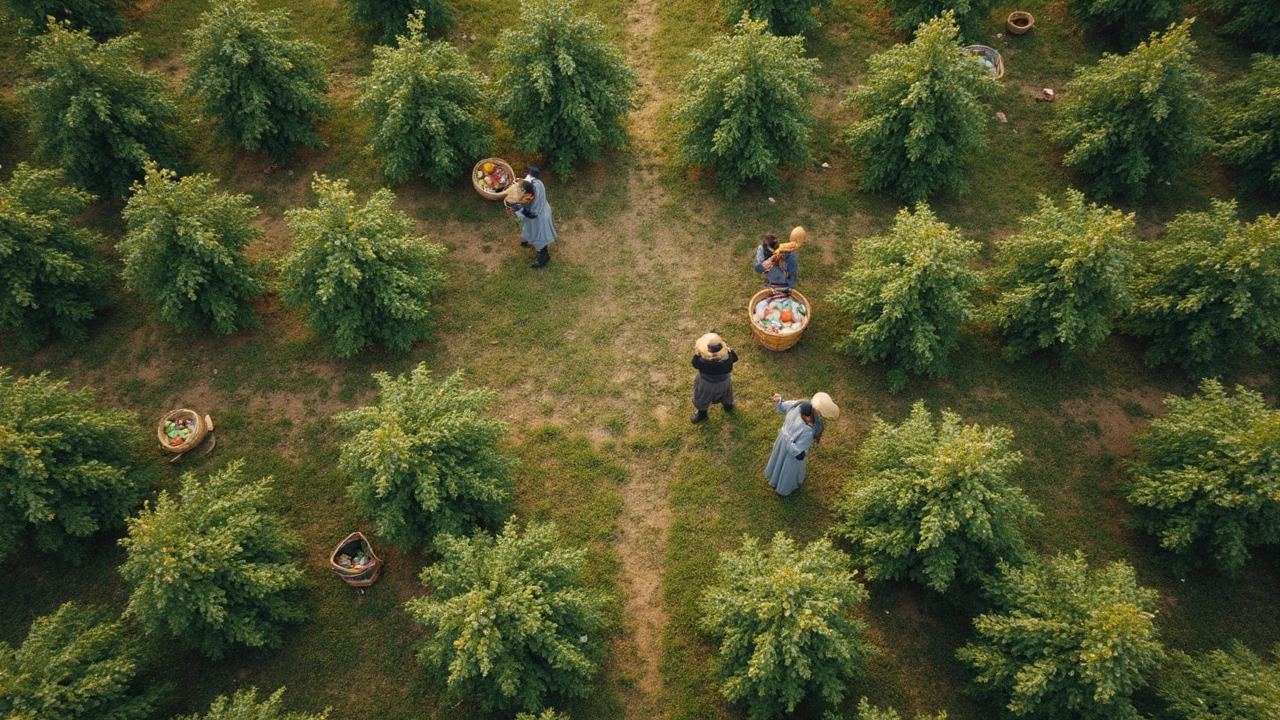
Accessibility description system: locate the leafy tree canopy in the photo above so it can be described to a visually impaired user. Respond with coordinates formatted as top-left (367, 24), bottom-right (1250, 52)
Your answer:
top-left (344, 0), bottom-right (454, 44)
top-left (719, 0), bottom-right (832, 35)
top-left (958, 553), bottom-right (1165, 720)
top-left (1069, 0), bottom-right (1179, 43)
top-left (1217, 53), bottom-right (1280, 194)
top-left (120, 460), bottom-right (307, 659)
top-left (699, 532), bottom-right (875, 720)
top-left (1124, 200), bottom-right (1280, 373)
top-left (21, 20), bottom-right (182, 197)
top-left (175, 687), bottom-right (330, 720)
top-left (186, 0), bottom-right (330, 159)
top-left (1204, 0), bottom-right (1279, 51)
top-left (856, 698), bottom-right (948, 720)
top-left (337, 365), bottom-right (514, 550)
top-left (1126, 379), bottom-right (1280, 575)
top-left (6, 0), bottom-right (124, 38)
top-left (883, 0), bottom-right (988, 40)
top-left (827, 203), bottom-right (980, 392)
top-left (0, 602), bottom-right (160, 720)
top-left (1160, 642), bottom-right (1280, 720)
top-left (675, 13), bottom-right (823, 197)
top-left (0, 368), bottom-right (144, 561)
top-left (119, 164), bottom-right (265, 335)
top-left (356, 11), bottom-right (491, 188)
top-left (1051, 20), bottom-right (1209, 198)
top-left (407, 520), bottom-right (609, 712)
top-left (493, 0), bottom-right (635, 177)
top-left (281, 174), bottom-right (448, 357)
top-left (0, 163), bottom-right (109, 348)
top-left (835, 401), bottom-right (1038, 595)
top-left (843, 12), bottom-right (994, 201)
top-left (987, 190), bottom-right (1135, 361)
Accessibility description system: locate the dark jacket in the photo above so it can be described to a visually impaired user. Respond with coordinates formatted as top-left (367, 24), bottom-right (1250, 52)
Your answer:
top-left (692, 350), bottom-right (738, 381)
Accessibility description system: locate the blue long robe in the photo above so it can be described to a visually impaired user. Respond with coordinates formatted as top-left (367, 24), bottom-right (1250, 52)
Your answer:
top-left (517, 177), bottom-right (557, 250)
top-left (765, 400), bottom-right (820, 496)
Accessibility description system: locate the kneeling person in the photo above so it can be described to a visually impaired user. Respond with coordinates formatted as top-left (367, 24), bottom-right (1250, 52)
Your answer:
top-left (691, 333), bottom-right (738, 424)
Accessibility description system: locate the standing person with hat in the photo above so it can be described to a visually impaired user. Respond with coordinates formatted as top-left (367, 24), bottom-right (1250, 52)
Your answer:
top-left (515, 167), bottom-right (557, 268)
top-left (690, 333), bottom-right (738, 424)
top-left (754, 226), bottom-right (806, 292)
top-left (764, 391), bottom-right (838, 496)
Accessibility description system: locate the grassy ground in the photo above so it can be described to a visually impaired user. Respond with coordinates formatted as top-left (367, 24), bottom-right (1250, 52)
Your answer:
top-left (2, 0), bottom-right (1280, 718)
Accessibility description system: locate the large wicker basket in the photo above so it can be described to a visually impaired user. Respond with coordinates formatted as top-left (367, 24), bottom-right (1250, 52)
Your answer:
top-left (156, 409), bottom-right (209, 454)
top-left (965, 45), bottom-right (1005, 79)
top-left (330, 532), bottom-right (382, 589)
top-left (749, 289), bottom-right (811, 352)
top-left (472, 158), bottom-right (516, 200)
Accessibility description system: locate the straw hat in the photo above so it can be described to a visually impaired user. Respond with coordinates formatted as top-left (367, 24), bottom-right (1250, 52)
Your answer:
top-left (695, 333), bottom-right (731, 361)
top-left (810, 392), bottom-right (839, 420)
top-left (790, 226), bottom-right (808, 245)
top-left (503, 182), bottom-right (526, 203)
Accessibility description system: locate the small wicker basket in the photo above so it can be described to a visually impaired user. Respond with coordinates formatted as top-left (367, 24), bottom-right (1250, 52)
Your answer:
top-left (472, 158), bottom-right (516, 200)
top-left (156, 409), bottom-right (208, 453)
top-left (749, 289), bottom-right (811, 352)
top-left (1006, 11), bottom-right (1034, 34)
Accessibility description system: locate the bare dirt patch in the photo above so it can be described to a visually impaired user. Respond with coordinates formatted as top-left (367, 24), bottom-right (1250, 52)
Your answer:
top-left (1059, 387), bottom-right (1166, 456)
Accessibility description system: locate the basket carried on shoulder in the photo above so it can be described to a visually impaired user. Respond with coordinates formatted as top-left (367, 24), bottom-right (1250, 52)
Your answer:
top-left (329, 532), bottom-right (382, 589)
top-left (749, 289), bottom-right (811, 352)
top-left (472, 158), bottom-right (516, 200)
top-left (156, 409), bottom-right (210, 454)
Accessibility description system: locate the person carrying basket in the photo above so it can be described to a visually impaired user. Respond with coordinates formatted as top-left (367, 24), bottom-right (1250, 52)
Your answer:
top-left (754, 226), bottom-right (805, 293)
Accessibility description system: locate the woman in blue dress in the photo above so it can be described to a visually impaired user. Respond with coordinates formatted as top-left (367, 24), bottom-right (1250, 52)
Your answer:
top-left (514, 167), bottom-right (557, 268)
top-left (765, 392), bottom-right (839, 496)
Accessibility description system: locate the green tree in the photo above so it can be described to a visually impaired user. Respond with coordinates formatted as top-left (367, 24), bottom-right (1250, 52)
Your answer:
top-left (5, 0), bottom-right (124, 37)
top-left (987, 190), bottom-right (1135, 361)
top-left (493, 0), bottom-right (635, 177)
top-left (1160, 642), bottom-right (1280, 720)
top-left (699, 532), bottom-right (874, 720)
top-left (719, 0), bottom-right (832, 35)
top-left (281, 174), bottom-right (448, 357)
top-left (856, 698), bottom-right (948, 720)
top-left (0, 164), bottom-right (109, 348)
top-left (406, 520), bottom-right (609, 712)
top-left (356, 11), bottom-right (490, 188)
top-left (883, 0), bottom-right (988, 39)
top-left (1069, 0), bottom-right (1179, 43)
top-left (119, 460), bottom-right (307, 659)
top-left (1124, 200), bottom-right (1280, 373)
top-left (957, 553), bottom-right (1165, 720)
top-left (516, 712), bottom-right (571, 720)
top-left (1126, 379), bottom-right (1280, 575)
top-left (177, 687), bottom-right (330, 720)
top-left (1051, 20), bottom-right (1209, 199)
top-left (119, 164), bottom-right (265, 335)
top-left (834, 402), bottom-right (1039, 595)
top-left (0, 368), bottom-right (144, 561)
top-left (1205, 0), bottom-right (1280, 52)
top-left (21, 20), bottom-right (182, 197)
top-left (843, 12), bottom-right (995, 201)
top-left (186, 0), bottom-right (330, 160)
top-left (0, 602), bottom-right (160, 720)
top-left (827, 203), bottom-right (981, 392)
top-left (345, 0), bottom-right (454, 44)
top-left (1217, 54), bottom-right (1280, 194)
top-left (337, 365), bottom-right (514, 550)
top-left (674, 14), bottom-right (822, 198)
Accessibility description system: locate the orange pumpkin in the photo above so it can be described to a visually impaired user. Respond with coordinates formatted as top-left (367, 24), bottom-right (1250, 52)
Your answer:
top-left (780, 309), bottom-right (794, 322)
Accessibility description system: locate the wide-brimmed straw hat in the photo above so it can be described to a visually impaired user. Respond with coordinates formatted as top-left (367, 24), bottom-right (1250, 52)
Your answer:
top-left (790, 226), bottom-right (808, 245)
top-left (695, 333), bottom-right (731, 361)
top-left (810, 392), bottom-right (839, 420)
top-left (503, 182), bottom-right (526, 203)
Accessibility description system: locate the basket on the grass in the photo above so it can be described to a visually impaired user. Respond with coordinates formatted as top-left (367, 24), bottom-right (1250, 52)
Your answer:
top-left (749, 289), bottom-right (811, 352)
top-left (965, 45), bottom-right (1004, 79)
top-left (1006, 11), bottom-right (1034, 34)
top-left (329, 532), bottom-right (381, 588)
top-left (156, 409), bottom-right (209, 453)
top-left (472, 158), bottom-right (516, 200)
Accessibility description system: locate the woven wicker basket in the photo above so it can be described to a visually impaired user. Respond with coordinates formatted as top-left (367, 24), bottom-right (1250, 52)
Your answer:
top-left (330, 532), bottom-right (382, 588)
top-left (156, 409), bottom-right (208, 453)
top-left (965, 45), bottom-right (1005, 79)
top-left (749, 289), bottom-right (811, 352)
top-left (1006, 11), bottom-right (1034, 34)
top-left (472, 158), bottom-right (516, 200)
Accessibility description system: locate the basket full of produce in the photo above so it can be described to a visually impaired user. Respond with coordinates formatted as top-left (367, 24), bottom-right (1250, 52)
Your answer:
top-left (472, 158), bottom-right (515, 199)
top-left (749, 289), bottom-right (811, 351)
top-left (156, 409), bottom-right (210, 454)
top-left (330, 532), bottom-right (382, 589)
